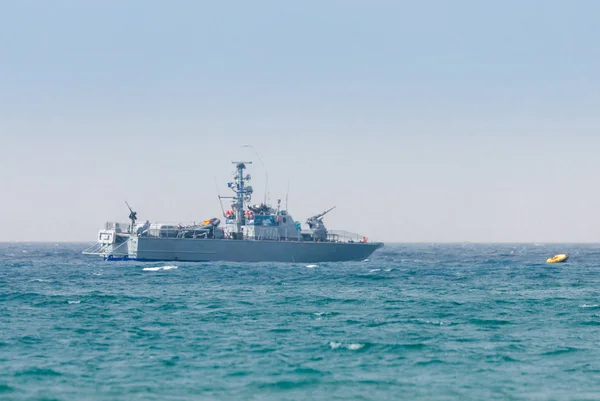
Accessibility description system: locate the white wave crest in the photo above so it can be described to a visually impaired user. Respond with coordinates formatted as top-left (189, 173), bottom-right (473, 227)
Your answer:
top-left (329, 341), bottom-right (365, 351)
top-left (580, 304), bottom-right (599, 308)
top-left (422, 319), bottom-right (448, 326)
top-left (306, 264), bottom-right (318, 268)
top-left (143, 265), bottom-right (178, 272)
top-left (68, 300), bottom-right (81, 304)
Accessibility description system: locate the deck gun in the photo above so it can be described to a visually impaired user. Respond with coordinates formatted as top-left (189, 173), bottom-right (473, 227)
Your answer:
top-left (306, 206), bottom-right (336, 229)
top-left (125, 201), bottom-right (137, 233)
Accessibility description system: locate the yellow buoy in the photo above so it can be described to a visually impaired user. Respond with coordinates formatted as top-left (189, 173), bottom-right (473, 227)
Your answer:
top-left (546, 254), bottom-right (568, 263)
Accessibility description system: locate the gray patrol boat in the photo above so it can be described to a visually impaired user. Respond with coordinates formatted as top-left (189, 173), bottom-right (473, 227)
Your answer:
top-left (83, 161), bottom-right (383, 263)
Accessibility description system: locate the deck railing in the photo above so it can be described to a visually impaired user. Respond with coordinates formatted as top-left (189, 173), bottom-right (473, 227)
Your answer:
top-left (100, 222), bottom-right (370, 243)
top-left (326, 230), bottom-right (369, 243)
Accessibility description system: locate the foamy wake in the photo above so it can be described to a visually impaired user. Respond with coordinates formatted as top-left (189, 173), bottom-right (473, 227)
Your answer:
top-left (329, 341), bottom-right (365, 351)
top-left (143, 265), bottom-right (178, 271)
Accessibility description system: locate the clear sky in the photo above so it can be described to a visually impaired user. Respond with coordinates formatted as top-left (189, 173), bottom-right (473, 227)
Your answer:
top-left (2, 0), bottom-right (600, 242)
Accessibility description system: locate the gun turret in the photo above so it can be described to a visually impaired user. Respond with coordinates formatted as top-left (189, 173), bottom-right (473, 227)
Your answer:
top-left (308, 206), bottom-right (336, 222)
top-left (306, 206), bottom-right (336, 234)
top-left (125, 201), bottom-right (137, 233)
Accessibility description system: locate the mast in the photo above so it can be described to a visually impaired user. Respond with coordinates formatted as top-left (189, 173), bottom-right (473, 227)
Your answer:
top-left (241, 145), bottom-right (268, 205)
top-left (229, 161), bottom-right (252, 239)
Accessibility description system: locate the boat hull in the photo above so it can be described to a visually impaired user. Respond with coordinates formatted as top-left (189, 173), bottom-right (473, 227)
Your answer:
top-left (127, 237), bottom-right (383, 263)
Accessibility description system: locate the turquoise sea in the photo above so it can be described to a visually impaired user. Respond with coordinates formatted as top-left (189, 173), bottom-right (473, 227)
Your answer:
top-left (1, 243), bottom-right (600, 400)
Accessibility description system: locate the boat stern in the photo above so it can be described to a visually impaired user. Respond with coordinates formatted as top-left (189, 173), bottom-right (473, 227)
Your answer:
top-left (82, 223), bottom-right (131, 260)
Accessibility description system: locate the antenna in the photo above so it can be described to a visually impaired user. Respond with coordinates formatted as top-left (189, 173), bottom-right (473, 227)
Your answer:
top-left (241, 145), bottom-right (268, 204)
top-left (214, 176), bottom-right (226, 218)
top-left (285, 180), bottom-right (290, 211)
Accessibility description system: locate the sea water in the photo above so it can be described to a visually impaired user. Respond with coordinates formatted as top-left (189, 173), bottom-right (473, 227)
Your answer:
top-left (1, 242), bottom-right (600, 400)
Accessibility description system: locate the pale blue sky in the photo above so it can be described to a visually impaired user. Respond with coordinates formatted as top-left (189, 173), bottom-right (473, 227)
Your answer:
top-left (2, 0), bottom-right (600, 242)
